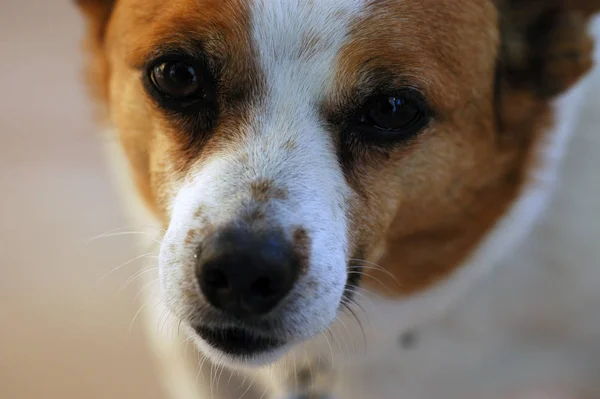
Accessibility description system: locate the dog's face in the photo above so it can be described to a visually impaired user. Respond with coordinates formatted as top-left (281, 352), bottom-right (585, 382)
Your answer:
top-left (77, 0), bottom-right (595, 365)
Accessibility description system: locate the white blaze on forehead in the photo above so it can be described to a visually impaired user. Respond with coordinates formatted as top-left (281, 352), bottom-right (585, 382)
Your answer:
top-left (250, 0), bottom-right (366, 103)
top-left (237, 0), bottom-right (366, 213)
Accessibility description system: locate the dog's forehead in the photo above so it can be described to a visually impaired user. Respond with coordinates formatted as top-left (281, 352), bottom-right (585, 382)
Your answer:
top-left (115, 0), bottom-right (497, 102)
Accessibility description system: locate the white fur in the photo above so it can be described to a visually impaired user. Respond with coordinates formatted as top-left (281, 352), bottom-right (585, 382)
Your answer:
top-left (158, 0), bottom-right (366, 366)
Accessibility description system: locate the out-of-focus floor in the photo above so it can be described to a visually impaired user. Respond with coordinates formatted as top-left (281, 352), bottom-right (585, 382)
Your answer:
top-left (1, 2), bottom-right (599, 399)
top-left (0, 1), bottom-right (166, 398)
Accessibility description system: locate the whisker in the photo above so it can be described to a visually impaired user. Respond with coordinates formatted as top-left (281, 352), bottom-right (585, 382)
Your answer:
top-left (235, 372), bottom-right (249, 393)
top-left (348, 259), bottom-right (402, 288)
top-left (331, 317), bottom-right (350, 364)
top-left (355, 284), bottom-right (386, 300)
top-left (281, 354), bottom-right (289, 393)
top-left (119, 266), bottom-right (159, 290)
top-left (83, 224), bottom-right (166, 242)
top-left (344, 289), bottom-right (375, 310)
top-left (82, 226), bottom-right (141, 243)
top-left (152, 303), bottom-right (175, 344)
top-left (196, 354), bottom-right (209, 386)
top-left (335, 314), bottom-right (355, 361)
top-left (345, 286), bottom-right (383, 305)
top-left (129, 300), bottom-right (149, 335)
top-left (133, 278), bottom-right (159, 301)
top-left (342, 297), bottom-right (372, 329)
top-left (328, 327), bottom-right (345, 366)
top-left (158, 307), bottom-right (172, 342)
top-left (348, 258), bottom-right (387, 271)
top-left (180, 334), bottom-right (193, 349)
top-left (257, 367), bottom-right (272, 399)
top-left (292, 352), bottom-right (298, 394)
top-left (304, 346), bottom-right (314, 393)
top-left (347, 270), bottom-right (393, 294)
top-left (321, 331), bottom-right (335, 371)
top-left (210, 361), bottom-right (216, 399)
top-left (340, 299), bottom-right (368, 352)
top-left (215, 362), bottom-right (226, 393)
top-left (238, 374), bottom-right (256, 399)
top-left (83, 230), bottom-right (164, 246)
top-left (315, 350), bottom-right (322, 376)
top-left (226, 364), bottom-right (236, 390)
top-left (98, 252), bottom-right (158, 282)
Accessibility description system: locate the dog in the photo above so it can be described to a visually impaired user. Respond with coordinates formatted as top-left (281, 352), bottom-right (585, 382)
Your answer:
top-left (76, 1), bottom-right (600, 398)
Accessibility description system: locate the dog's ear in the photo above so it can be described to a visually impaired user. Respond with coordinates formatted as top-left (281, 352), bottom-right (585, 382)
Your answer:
top-left (491, 2), bottom-right (599, 149)
top-left (496, 0), bottom-right (600, 98)
top-left (76, 0), bottom-right (115, 44)
top-left (75, 0), bottom-right (115, 110)
top-left (497, 0), bottom-right (599, 98)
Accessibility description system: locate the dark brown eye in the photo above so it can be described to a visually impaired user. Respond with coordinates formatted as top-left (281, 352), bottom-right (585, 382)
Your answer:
top-left (149, 60), bottom-right (204, 100)
top-left (347, 89), bottom-right (433, 145)
top-left (361, 96), bottom-right (427, 134)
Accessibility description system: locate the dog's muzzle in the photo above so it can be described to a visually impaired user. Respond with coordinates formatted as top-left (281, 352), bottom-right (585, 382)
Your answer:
top-left (193, 227), bottom-right (301, 356)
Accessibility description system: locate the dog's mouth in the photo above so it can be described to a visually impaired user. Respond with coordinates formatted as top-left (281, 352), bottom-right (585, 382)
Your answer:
top-left (191, 258), bottom-right (364, 358)
top-left (194, 325), bottom-right (286, 356)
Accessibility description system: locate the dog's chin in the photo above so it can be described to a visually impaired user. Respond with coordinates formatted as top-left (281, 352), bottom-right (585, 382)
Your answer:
top-left (190, 325), bottom-right (293, 368)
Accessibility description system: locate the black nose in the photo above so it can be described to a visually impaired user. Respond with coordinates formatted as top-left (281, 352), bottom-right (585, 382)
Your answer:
top-left (196, 229), bottom-right (300, 317)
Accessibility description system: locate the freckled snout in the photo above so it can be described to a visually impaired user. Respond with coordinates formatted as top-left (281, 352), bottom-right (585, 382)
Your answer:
top-left (196, 228), bottom-right (301, 317)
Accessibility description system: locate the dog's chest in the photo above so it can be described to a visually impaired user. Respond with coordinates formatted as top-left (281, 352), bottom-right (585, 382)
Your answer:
top-left (297, 249), bottom-right (600, 399)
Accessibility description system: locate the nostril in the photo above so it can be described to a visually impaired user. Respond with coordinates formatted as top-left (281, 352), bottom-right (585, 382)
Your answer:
top-left (204, 269), bottom-right (229, 291)
top-left (196, 228), bottom-right (301, 316)
top-left (250, 276), bottom-right (278, 299)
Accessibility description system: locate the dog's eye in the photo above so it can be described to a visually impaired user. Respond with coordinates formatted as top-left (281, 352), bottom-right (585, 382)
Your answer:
top-left (363, 96), bottom-right (421, 130)
top-left (357, 92), bottom-right (431, 142)
top-left (149, 60), bottom-right (205, 101)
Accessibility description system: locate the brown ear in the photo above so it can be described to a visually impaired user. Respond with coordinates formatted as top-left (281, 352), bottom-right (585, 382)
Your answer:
top-left (497, 0), bottom-right (599, 98)
top-left (75, 0), bottom-right (115, 113)
top-left (76, 0), bottom-right (114, 43)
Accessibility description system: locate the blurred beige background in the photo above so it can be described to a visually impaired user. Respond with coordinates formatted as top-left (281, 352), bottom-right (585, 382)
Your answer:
top-left (1, 1), bottom-right (599, 399)
top-left (0, 1), bottom-right (166, 398)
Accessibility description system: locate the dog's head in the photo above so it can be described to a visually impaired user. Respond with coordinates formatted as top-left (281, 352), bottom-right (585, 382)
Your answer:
top-left (77, 0), bottom-right (596, 365)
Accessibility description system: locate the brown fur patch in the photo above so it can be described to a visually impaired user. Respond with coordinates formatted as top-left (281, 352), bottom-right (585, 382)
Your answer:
top-left (194, 206), bottom-right (206, 220)
top-left (283, 138), bottom-right (297, 151)
top-left (334, 0), bottom-right (595, 296)
top-left (245, 207), bottom-right (266, 223)
top-left (184, 229), bottom-right (197, 245)
top-left (75, 0), bottom-right (114, 122)
top-left (293, 228), bottom-right (311, 275)
top-left (298, 32), bottom-right (325, 61)
top-left (239, 152), bottom-right (250, 164)
top-left (77, 0), bottom-right (261, 226)
top-left (249, 179), bottom-right (288, 202)
top-left (333, 0), bottom-right (501, 295)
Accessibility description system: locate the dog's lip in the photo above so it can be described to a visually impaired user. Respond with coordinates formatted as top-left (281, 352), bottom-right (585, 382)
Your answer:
top-left (194, 325), bottom-right (286, 356)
